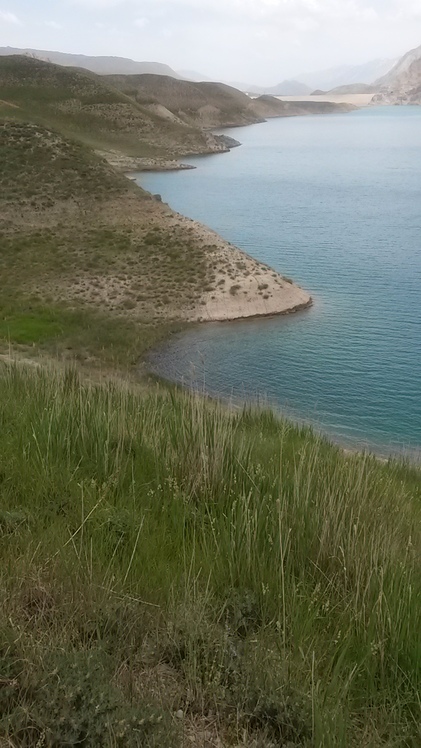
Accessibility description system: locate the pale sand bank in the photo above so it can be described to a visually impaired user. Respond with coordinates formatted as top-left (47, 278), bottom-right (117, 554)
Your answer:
top-left (171, 214), bottom-right (312, 323)
top-left (277, 94), bottom-right (374, 106)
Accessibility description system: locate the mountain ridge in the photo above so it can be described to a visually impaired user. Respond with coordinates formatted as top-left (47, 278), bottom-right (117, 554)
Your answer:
top-left (0, 46), bottom-right (183, 78)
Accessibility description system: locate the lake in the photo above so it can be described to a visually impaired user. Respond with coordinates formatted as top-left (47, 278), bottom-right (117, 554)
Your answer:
top-left (135, 107), bottom-right (421, 458)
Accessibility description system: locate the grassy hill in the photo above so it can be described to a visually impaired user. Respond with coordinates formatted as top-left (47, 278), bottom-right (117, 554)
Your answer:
top-left (103, 73), bottom-right (264, 128)
top-left (0, 56), bottom-right (223, 158)
top-left (0, 119), bottom-right (222, 367)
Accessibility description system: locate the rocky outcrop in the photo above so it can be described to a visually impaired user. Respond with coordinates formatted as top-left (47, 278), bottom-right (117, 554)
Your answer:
top-left (372, 45), bottom-right (421, 105)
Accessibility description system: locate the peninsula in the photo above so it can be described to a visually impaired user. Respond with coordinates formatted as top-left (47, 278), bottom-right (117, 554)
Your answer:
top-left (0, 53), bottom-right (317, 371)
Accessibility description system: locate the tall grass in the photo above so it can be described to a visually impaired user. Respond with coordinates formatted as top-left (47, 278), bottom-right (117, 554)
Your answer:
top-left (0, 362), bottom-right (420, 746)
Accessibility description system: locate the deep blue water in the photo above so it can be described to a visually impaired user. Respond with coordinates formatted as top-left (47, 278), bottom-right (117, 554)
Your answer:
top-left (135, 107), bottom-right (421, 457)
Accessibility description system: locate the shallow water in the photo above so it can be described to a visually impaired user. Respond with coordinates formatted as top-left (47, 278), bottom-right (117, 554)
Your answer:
top-left (135, 107), bottom-right (421, 457)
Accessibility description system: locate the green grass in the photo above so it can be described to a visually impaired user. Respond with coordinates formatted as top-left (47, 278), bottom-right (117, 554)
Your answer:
top-left (0, 363), bottom-right (419, 746)
top-left (0, 309), bottom-right (65, 344)
top-left (0, 301), bottom-right (183, 369)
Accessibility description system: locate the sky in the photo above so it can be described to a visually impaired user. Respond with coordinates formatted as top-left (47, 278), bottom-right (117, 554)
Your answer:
top-left (1, 0), bottom-right (421, 84)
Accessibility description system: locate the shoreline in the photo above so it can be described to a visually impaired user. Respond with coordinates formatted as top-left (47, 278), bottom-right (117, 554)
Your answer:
top-left (145, 338), bottom-right (421, 466)
top-left (148, 208), bottom-right (313, 324)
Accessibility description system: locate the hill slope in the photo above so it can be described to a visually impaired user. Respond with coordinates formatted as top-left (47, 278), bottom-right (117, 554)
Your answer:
top-left (103, 73), bottom-right (264, 128)
top-left (0, 55), bottom-right (233, 159)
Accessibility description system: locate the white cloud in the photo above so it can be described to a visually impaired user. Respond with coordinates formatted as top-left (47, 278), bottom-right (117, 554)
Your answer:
top-left (134, 16), bottom-right (148, 28)
top-left (389, 0), bottom-right (421, 19)
top-left (45, 20), bottom-right (63, 29)
top-left (69, 0), bottom-right (132, 6)
top-left (0, 10), bottom-right (21, 24)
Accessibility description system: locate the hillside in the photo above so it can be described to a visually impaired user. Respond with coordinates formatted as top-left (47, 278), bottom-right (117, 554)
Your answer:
top-left (0, 46), bottom-right (182, 78)
top-left (0, 360), bottom-right (420, 747)
top-left (103, 73), bottom-right (264, 128)
top-left (104, 73), bottom-right (357, 130)
top-left (372, 44), bottom-right (421, 105)
top-left (0, 56), bottom-right (359, 169)
top-left (0, 55), bottom-right (231, 160)
top-left (1, 116), bottom-right (310, 367)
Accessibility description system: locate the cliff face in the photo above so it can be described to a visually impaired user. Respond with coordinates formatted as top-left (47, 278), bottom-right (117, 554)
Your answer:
top-left (372, 45), bottom-right (421, 105)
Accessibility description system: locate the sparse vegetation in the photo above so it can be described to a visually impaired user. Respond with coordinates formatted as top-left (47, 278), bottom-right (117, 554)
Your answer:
top-left (0, 121), bottom-right (213, 367)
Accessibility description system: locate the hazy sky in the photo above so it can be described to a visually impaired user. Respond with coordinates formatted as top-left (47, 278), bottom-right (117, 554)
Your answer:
top-left (1, 1), bottom-right (421, 84)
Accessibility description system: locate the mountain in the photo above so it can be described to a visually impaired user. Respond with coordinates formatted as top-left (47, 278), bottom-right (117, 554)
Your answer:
top-left (298, 58), bottom-right (397, 91)
top-left (372, 44), bottom-right (421, 105)
top-left (0, 46), bottom-right (183, 78)
top-left (263, 80), bottom-right (313, 96)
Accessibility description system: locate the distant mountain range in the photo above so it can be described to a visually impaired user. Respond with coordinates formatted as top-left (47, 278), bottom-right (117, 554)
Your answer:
top-left (179, 59), bottom-right (398, 96)
top-left (2, 45), bottom-right (417, 103)
top-left (257, 80), bottom-right (313, 96)
top-left (0, 46), bottom-right (183, 78)
top-left (297, 58), bottom-right (397, 91)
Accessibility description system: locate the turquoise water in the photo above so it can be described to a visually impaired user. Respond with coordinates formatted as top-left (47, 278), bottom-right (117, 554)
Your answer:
top-left (135, 107), bottom-right (421, 457)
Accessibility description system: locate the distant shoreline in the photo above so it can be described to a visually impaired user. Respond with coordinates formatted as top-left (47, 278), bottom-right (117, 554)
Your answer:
top-left (276, 93), bottom-right (375, 106)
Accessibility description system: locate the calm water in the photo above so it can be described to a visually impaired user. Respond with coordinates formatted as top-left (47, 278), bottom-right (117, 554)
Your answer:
top-left (135, 107), bottom-right (421, 457)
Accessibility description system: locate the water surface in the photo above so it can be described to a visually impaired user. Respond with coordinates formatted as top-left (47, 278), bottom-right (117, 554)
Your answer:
top-left (135, 108), bottom-right (421, 457)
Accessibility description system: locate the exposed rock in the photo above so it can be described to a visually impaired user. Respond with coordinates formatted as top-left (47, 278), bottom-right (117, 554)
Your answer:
top-left (372, 44), bottom-right (421, 106)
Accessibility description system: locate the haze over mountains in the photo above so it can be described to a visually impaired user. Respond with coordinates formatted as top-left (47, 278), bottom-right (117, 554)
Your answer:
top-left (0, 45), bottom-right (399, 97)
top-left (297, 58), bottom-right (397, 92)
top-left (1, 44), bottom-right (420, 104)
